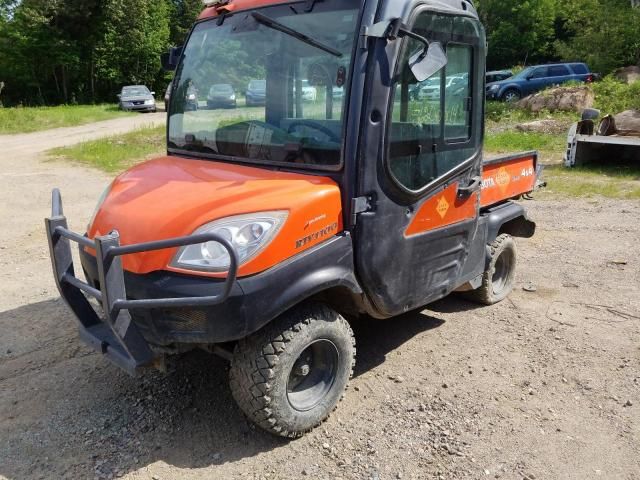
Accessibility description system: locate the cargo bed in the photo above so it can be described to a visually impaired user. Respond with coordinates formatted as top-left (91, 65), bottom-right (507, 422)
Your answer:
top-left (481, 151), bottom-right (540, 208)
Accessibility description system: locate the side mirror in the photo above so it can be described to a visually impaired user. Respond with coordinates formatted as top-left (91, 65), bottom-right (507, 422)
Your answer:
top-left (161, 46), bottom-right (183, 71)
top-left (409, 42), bottom-right (447, 82)
top-left (581, 108), bottom-right (600, 121)
top-left (150, 91), bottom-right (155, 96)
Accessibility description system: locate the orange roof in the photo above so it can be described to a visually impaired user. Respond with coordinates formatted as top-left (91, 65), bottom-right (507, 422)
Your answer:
top-left (199, 0), bottom-right (292, 20)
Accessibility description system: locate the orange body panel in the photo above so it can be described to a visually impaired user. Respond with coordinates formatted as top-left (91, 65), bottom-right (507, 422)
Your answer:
top-left (88, 156), bottom-right (343, 278)
top-left (480, 155), bottom-right (537, 208)
top-left (199, 0), bottom-right (290, 19)
top-left (405, 183), bottom-right (478, 237)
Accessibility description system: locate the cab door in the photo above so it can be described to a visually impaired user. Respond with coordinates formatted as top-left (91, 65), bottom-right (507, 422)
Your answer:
top-left (354, 8), bottom-right (487, 317)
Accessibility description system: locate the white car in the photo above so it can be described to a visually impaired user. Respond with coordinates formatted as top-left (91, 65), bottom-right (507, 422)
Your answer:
top-left (296, 80), bottom-right (317, 102)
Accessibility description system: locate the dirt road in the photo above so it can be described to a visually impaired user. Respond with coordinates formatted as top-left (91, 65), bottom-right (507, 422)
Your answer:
top-left (0, 117), bottom-right (639, 480)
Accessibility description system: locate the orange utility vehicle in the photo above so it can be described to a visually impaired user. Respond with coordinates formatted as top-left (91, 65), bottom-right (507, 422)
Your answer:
top-left (46, 0), bottom-right (540, 437)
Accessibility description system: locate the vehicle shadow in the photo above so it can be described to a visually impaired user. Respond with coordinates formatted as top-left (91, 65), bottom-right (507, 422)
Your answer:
top-left (350, 309), bottom-right (445, 377)
top-left (427, 293), bottom-right (485, 314)
top-left (0, 299), bottom-right (446, 479)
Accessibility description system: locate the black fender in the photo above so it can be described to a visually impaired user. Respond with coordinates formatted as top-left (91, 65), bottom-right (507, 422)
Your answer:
top-left (484, 201), bottom-right (536, 244)
top-left (237, 233), bottom-right (363, 337)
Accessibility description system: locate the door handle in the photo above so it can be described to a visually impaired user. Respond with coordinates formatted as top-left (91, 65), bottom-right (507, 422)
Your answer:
top-left (457, 176), bottom-right (481, 197)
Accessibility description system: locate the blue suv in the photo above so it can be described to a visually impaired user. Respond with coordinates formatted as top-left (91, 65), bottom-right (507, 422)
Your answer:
top-left (486, 63), bottom-right (594, 102)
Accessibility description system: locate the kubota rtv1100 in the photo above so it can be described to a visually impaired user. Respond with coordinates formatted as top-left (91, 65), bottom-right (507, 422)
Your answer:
top-left (46, 0), bottom-right (540, 437)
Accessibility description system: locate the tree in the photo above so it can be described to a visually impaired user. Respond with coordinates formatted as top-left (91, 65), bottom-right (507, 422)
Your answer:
top-left (476, 0), bottom-right (559, 69)
top-left (555, 0), bottom-right (640, 73)
top-left (95, 0), bottom-right (170, 95)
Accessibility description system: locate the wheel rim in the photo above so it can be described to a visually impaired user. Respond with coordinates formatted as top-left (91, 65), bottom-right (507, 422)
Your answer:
top-left (492, 249), bottom-right (513, 295)
top-left (504, 91), bottom-right (519, 102)
top-left (286, 339), bottom-right (339, 412)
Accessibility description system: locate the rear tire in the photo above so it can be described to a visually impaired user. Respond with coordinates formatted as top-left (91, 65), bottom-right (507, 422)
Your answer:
top-left (229, 303), bottom-right (355, 438)
top-left (467, 233), bottom-right (516, 305)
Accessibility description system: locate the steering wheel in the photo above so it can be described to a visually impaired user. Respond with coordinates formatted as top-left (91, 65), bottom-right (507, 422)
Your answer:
top-left (287, 120), bottom-right (340, 143)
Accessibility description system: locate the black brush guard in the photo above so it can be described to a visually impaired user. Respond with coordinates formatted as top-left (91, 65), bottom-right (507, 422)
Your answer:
top-left (45, 189), bottom-right (239, 375)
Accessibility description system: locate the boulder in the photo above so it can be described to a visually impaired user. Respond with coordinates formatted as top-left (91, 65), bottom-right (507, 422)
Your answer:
top-left (515, 119), bottom-right (567, 134)
top-left (614, 66), bottom-right (640, 84)
top-left (613, 110), bottom-right (640, 137)
top-left (517, 86), bottom-right (594, 113)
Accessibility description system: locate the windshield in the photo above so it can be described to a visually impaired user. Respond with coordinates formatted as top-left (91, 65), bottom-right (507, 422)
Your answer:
top-left (168, 0), bottom-right (359, 168)
top-left (122, 86), bottom-right (149, 96)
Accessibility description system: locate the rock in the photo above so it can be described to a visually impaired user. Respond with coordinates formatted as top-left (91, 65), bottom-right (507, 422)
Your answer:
top-left (614, 66), bottom-right (640, 84)
top-left (624, 400), bottom-right (633, 407)
top-left (517, 86), bottom-right (594, 113)
top-left (613, 110), bottom-right (640, 137)
top-left (515, 119), bottom-right (567, 134)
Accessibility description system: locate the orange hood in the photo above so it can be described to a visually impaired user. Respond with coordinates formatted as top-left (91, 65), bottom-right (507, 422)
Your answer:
top-left (88, 156), bottom-right (343, 277)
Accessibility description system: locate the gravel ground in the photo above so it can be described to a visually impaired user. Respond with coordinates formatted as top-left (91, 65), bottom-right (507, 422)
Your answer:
top-left (0, 118), bottom-right (639, 480)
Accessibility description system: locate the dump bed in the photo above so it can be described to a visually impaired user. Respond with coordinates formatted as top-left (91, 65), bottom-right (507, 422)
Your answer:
top-left (481, 151), bottom-right (539, 208)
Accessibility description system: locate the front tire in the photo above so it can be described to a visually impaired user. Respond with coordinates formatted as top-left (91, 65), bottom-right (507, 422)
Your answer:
top-left (467, 233), bottom-right (517, 305)
top-left (229, 303), bottom-right (355, 438)
top-left (502, 89), bottom-right (521, 103)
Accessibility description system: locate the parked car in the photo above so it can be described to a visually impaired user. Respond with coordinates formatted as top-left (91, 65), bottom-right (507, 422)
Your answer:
top-left (164, 80), bottom-right (173, 105)
top-left (414, 75), bottom-right (468, 101)
top-left (185, 82), bottom-right (199, 111)
top-left (207, 83), bottom-right (237, 109)
top-left (117, 85), bottom-right (156, 112)
top-left (486, 62), bottom-right (594, 102)
top-left (245, 79), bottom-right (266, 106)
top-left (486, 69), bottom-right (512, 84)
top-left (295, 79), bottom-right (317, 102)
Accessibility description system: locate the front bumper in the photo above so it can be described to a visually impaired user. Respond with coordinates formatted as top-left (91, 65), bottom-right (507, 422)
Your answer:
top-left (46, 189), bottom-right (360, 375)
top-left (45, 189), bottom-right (238, 375)
top-left (122, 102), bottom-right (156, 111)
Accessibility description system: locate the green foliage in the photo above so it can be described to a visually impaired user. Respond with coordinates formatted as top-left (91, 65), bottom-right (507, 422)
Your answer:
top-left (555, 0), bottom-right (640, 75)
top-left (95, 0), bottom-right (170, 89)
top-left (592, 76), bottom-right (640, 114)
top-left (0, 0), bottom-right (196, 106)
top-left (476, 0), bottom-right (559, 69)
top-left (49, 124), bottom-right (165, 171)
top-left (0, 104), bottom-right (131, 133)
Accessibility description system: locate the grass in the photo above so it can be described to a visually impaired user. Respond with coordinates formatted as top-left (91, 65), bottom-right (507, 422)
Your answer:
top-left (0, 104), bottom-right (133, 134)
top-left (485, 130), bottom-right (566, 154)
top-left (541, 164), bottom-right (640, 200)
top-left (49, 125), bottom-right (165, 172)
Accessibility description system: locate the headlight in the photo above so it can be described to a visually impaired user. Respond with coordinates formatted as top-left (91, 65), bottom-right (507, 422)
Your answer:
top-left (187, 93), bottom-right (196, 100)
top-left (171, 211), bottom-right (288, 272)
top-left (229, 94), bottom-right (236, 100)
top-left (87, 183), bottom-right (113, 230)
top-left (144, 99), bottom-right (155, 105)
top-left (489, 84), bottom-right (500, 92)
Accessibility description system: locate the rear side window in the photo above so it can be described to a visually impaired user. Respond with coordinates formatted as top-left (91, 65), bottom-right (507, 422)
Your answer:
top-left (571, 64), bottom-right (588, 74)
top-left (548, 65), bottom-right (570, 77)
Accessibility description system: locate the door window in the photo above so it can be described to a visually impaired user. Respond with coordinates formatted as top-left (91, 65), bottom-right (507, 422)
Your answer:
top-left (387, 13), bottom-right (479, 192)
top-left (529, 67), bottom-right (548, 79)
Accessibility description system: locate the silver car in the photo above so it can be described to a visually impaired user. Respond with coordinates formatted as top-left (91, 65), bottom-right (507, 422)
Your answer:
top-left (118, 85), bottom-right (157, 112)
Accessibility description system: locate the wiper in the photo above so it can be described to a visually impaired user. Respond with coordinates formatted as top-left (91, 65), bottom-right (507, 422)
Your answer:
top-left (251, 11), bottom-right (342, 58)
